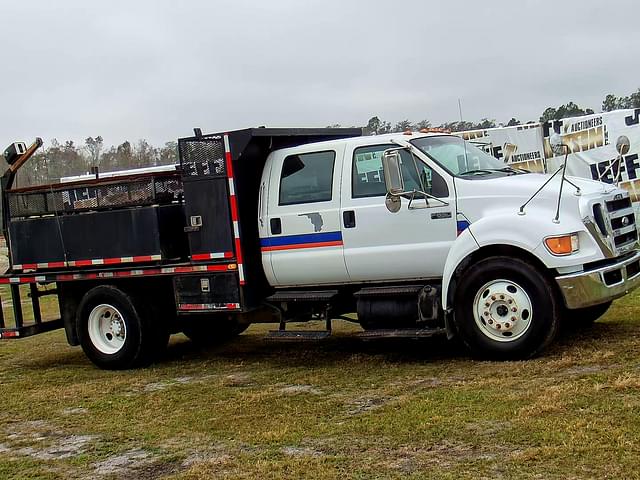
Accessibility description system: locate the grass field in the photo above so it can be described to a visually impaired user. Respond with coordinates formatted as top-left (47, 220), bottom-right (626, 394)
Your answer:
top-left (0, 287), bottom-right (639, 479)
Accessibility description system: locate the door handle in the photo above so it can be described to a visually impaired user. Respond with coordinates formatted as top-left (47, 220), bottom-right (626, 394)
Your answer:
top-left (343, 210), bottom-right (356, 228)
top-left (270, 217), bottom-right (282, 235)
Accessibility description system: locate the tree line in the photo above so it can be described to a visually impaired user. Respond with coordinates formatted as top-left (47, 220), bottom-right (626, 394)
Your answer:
top-left (13, 137), bottom-right (178, 188)
top-left (338, 87), bottom-right (640, 134)
top-left (9, 87), bottom-right (640, 187)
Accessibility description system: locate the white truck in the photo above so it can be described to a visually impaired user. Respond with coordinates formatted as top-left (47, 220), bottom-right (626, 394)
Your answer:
top-left (2, 127), bottom-right (639, 368)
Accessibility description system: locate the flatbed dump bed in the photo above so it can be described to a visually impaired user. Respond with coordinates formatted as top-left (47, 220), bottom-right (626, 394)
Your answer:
top-left (0, 128), bottom-right (362, 361)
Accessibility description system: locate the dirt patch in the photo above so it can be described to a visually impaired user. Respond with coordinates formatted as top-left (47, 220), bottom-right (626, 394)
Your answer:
top-left (142, 375), bottom-right (214, 392)
top-left (2, 421), bottom-right (97, 461)
top-left (281, 446), bottom-right (324, 457)
top-left (92, 449), bottom-right (155, 475)
top-left (347, 395), bottom-right (393, 415)
top-left (278, 384), bottom-right (322, 395)
top-left (563, 364), bottom-right (618, 376)
top-left (388, 442), bottom-right (512, 471)
top-left (62, 407), bottom-right (89, 415)
top-left (223, 372), bottom-right (253, 387)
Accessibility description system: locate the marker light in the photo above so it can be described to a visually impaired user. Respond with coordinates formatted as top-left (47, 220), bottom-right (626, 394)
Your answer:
top-left (544, 234), bottom-right (579, 255)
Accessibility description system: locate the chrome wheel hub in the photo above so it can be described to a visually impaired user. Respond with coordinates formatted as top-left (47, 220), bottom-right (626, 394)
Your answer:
top-left (473, 279), bottom-right (533, 342)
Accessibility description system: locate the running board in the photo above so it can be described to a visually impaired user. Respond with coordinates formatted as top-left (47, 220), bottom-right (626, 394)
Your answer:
top-left (0, 319), bottom-right (64, 339)
top-left (267, 290), bottom-right (339, 303)
top-left (357, 328), bottom-right (446, 339)
top-left (265, 330), bottom-right (331, 342)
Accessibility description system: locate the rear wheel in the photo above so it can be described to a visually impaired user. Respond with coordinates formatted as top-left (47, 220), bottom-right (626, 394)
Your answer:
top-left (77, 285), bottom-right (168, 369)
top-left (453, 256), bottom-right (560, 359)
top-left (182, 315), bottom-right (249, 347)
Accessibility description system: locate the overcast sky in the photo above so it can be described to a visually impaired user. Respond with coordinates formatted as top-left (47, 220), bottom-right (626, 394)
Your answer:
top-left (2, 0), bottom-right (639, 150)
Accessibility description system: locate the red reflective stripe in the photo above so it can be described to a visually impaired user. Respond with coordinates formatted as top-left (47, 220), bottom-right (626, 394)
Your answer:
top-left (206, 265), bottom-right (230, 272)
top-left (132, 255), bottom-right (154, 262)
top-left (177, 303), bottom-right (239, 311)
top-left (73, 260), bottom-right (93, 267)
top-left (48, 262), bottom-right (66, 268)
top-left (225, 151), bottom-right (234, 178)
top-left (191, 252), bottom-right (233, 261)
top-left (1, 331), bottom-right (19, 338)
top-left (229, 195), bottom-right (239, 221)
top-left (103, 258), bottom-right (122, 265)
top-left (0, 263), bottom-right (239, 284)
top-left (17, 264), bottom-right (37, 270)
top-left (224, 134), bottom-right (244, 286)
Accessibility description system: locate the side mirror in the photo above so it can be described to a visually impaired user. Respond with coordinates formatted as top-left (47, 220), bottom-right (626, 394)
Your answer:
top-left (550, 133), bottom-right (565, 156)
top-left (382, 150), bottom-right (405, 195)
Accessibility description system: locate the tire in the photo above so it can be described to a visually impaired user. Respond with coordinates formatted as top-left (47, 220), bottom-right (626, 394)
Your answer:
top-left (77, 285), bottom-right (168, 369)
top-left (182, 315), bottom-right (249, 347)
top-left (563, 301), bottom-right (612, 329)
top-left (453, 256), bottom-right (560, 360)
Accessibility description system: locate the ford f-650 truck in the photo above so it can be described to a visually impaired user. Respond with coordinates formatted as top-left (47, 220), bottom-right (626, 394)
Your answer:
top-left (1, 127), bottom-right (639, 369)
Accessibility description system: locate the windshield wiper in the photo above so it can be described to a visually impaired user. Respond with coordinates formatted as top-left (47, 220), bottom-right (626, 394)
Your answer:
top-left (460, 167), bottom-right (522, 176)
top-left (459, 169), bottom-right (496, 176)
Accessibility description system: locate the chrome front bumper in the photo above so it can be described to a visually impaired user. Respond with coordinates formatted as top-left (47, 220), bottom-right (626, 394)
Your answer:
top-left (556, 250), bottom-right (640, 309)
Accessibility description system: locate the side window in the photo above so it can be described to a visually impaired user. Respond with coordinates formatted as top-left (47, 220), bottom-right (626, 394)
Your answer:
top-left (352, 145), bottom-right (448, 198)
top-left (279, 151), bottom-right (335, 205)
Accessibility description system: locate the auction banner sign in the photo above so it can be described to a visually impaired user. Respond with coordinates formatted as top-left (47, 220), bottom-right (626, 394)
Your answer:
top-left (457, 124), bottom-right (546, 173)
top-left (542, 108), bottom-right (640, 214)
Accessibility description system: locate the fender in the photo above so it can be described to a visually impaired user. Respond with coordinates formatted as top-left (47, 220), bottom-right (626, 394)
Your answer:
top-left (441, 210), bottom-right (589, 310)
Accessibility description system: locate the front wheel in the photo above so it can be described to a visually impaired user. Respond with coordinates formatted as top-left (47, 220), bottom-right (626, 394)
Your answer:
top-left (453, 256), bottom-right (560, 360)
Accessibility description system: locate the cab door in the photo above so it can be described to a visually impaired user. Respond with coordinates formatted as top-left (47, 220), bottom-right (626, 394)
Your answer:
top-left (263, 144), bottom-right (348, 286)
top-left (340, 142), bottom-right (457, 282)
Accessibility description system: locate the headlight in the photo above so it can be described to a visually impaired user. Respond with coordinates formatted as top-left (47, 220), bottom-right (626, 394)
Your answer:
top-left (544, 233), bottom-right (579, 256)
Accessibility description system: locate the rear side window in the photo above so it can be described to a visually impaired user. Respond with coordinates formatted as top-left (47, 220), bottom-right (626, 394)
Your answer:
top-left (279, 151), bottom-right (336, 205)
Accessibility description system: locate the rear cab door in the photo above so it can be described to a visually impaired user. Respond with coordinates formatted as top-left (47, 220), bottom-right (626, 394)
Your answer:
top-left (262, 142), bottom-right (348, 286)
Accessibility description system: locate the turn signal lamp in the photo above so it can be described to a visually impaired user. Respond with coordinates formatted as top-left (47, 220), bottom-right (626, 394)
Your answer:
top-left (544, 234), bottom-right (579, 256)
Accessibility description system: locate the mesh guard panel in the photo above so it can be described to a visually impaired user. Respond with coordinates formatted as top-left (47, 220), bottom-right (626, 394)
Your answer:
top-left (7, 174), bottom-right (183, 218)
top-left (179, 137), bottom-right (226, 177)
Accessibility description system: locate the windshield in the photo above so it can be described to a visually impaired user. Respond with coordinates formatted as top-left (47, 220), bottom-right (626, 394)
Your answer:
top-left (410, 135), bottom-right (514, 176)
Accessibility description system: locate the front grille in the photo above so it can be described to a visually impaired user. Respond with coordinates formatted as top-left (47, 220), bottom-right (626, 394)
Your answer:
top-left (605, 196), bottom-right (638, 251)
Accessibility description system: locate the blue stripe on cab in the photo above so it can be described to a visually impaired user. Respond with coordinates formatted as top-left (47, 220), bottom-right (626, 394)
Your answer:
top-left (260, 231), bottom-right (342, 247)
top-left (456, 220), bottom-right (470, 233)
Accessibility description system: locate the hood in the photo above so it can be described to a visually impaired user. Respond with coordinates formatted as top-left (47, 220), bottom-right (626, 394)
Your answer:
top-left (455, 173), bottom-right (617, 203)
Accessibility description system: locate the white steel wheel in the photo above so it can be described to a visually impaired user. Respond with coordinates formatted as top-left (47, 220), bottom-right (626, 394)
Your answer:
top-left (87, 304), bottom-right (127, 354)
top-left (472, 279), bottom-right (533, 342)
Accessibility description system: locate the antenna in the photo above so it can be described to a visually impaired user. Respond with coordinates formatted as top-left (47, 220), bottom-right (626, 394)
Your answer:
top-left (458, 98), bottom-right (469, 169)
top-left (518, 133), bottom-right (581, 222)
